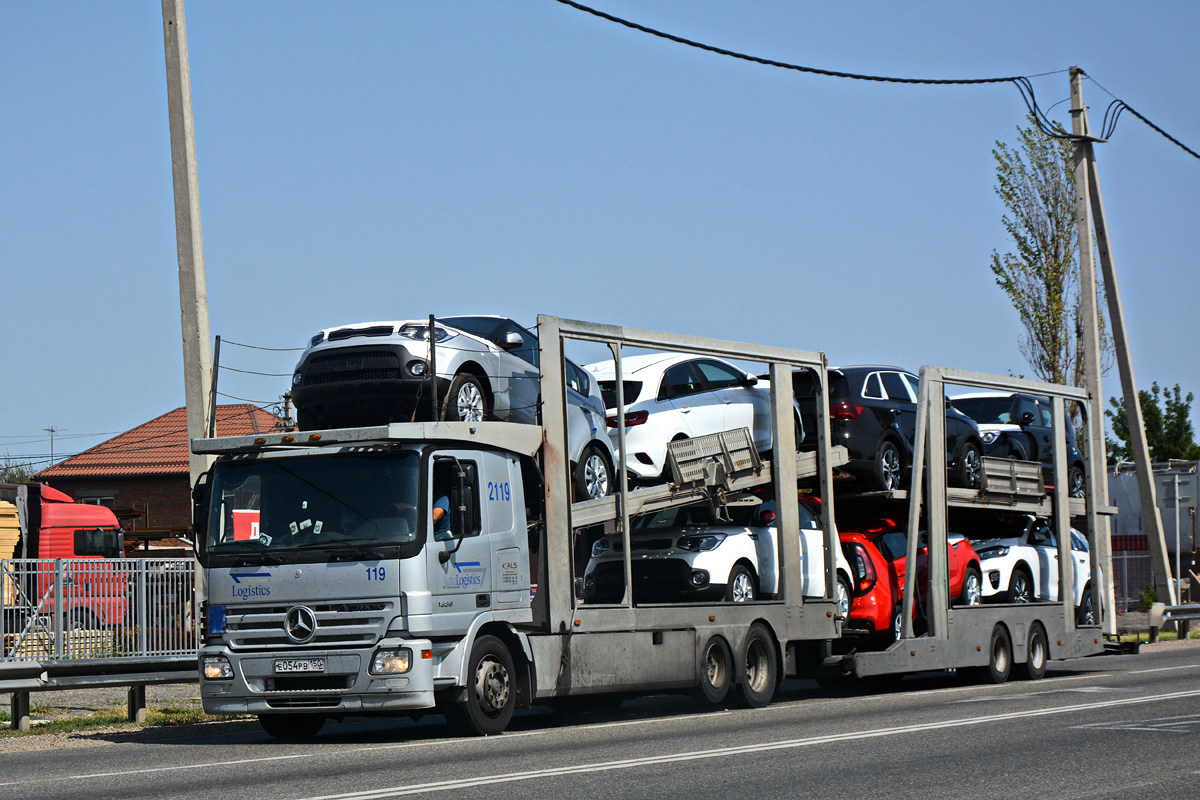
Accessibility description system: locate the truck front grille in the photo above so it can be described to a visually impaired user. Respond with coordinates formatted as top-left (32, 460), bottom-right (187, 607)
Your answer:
top-left (223, 601), bottom-right (395, 651)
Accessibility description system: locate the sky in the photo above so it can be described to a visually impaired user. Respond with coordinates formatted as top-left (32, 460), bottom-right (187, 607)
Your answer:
top-left (2, 1), bottom-right (1198, 471)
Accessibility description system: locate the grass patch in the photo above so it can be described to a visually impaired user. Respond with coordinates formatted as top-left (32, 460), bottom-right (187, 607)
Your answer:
top-left (1115, 628), bottom-right (1200, 643)
top-left (0, 703), bottom-right (241, 738)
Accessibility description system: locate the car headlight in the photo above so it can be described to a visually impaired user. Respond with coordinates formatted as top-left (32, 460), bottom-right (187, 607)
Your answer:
top-left (292, 372), bottom-right (303, 386)
top-left (370, 648), bottom-right (413, 675)
top-left (591, 539), bottom-right (611, 557)
top-left (202, 655), bottom-right (234, 680)
top-left (398, 323), bottom-right (450, 343)
top-left (309, 332), bottom-right (324, 347)
top-left (981, 431), bottom-right (1000, 445)
top-left (978, 546), bottom-right (1010, 559)
top-left (678, 533), bottom-right (727, 552)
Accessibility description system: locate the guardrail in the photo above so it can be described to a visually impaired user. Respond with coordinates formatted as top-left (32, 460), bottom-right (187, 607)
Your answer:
top-left (2, 558), bottom-right (199, 730)
top-left (1148, 600), bottom-right (1200, 643)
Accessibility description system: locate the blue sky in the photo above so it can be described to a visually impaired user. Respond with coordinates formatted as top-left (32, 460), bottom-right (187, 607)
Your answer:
top-left (2, 1), bottom-right (1198, 469)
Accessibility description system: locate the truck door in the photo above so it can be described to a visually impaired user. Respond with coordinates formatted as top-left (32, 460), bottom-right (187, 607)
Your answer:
top-left (482, 454), bottom-right (529, 608)
top-left (425, 453), bottom-right (492, 635)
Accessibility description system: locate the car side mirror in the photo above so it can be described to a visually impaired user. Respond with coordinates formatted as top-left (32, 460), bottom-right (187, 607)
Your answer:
top-left (742, 374), bottom-right (759, 387)
top-left (1021, 411), bottom-right (1035, 425)
top-left (503, 331), bottom-right (524, 349)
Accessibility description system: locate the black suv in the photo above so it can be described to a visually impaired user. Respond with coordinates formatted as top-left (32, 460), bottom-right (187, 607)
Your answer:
top-left (950, 392), bottom-right (1087, 497)
top-left (792, 365), bottom-right (985, 492)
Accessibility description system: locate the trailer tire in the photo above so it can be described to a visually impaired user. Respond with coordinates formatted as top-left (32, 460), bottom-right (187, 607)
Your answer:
top-left (982, 624), bottom-right (1013, 684)
top-left (1019, 623), bottom-right (1048, 681)
top-left (736, 623), bottom-right (777, 708)
top-left (696, 635), bottom-right (733, 706)
top-left (446, 635), bottom-right (515, 736)
top-left (258, 713), bottom-right (325, 741)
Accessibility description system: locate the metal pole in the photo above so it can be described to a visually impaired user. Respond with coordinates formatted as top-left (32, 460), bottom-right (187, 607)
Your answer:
top-left (427, 315), bottom-right (438, 421)
top-left (208, 335), bottom-right (220, 437)
top-left (1174, 475), bottom-right (1181, 599)
top-left (163, 0), bottom-right (213, 609)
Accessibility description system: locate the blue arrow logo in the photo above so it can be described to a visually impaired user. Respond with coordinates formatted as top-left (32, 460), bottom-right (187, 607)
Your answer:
top-left (453, 561), bottom-right (481, 574)
top-left (230, 572), bottom-right (272, 583)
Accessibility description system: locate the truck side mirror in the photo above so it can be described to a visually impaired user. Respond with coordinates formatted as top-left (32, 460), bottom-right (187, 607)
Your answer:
top-left (192, 471), bottom-right (211, 559)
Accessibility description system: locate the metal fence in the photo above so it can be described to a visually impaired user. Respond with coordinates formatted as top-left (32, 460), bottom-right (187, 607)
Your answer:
top-left (1, 558), bottom-right (197, 662)
top-left (1112, 551), bottom-right (1154, 614)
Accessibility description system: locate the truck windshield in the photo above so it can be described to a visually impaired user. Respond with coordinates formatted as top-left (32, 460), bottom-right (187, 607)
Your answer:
top-left (205, 451), bottom-right (423, 561)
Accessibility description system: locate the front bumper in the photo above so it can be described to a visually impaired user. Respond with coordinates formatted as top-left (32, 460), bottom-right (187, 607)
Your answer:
top-left (582, 559), bottom-right (724, 603)
top-left (292, 343), bottom-right (449, 426)
top-left (199, 638), bottom-right (435, 716)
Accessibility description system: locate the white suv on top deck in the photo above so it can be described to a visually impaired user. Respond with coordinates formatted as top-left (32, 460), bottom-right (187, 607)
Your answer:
top-left (584, 353), bottom-right (794, 483)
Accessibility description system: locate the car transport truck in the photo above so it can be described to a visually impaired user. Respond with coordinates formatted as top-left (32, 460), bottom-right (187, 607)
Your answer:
top-left (193, 316), bottom-right (1110, 739)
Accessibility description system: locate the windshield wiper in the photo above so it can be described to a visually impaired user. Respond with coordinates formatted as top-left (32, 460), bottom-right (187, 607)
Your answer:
top-left (293, 540), bottom-right (388, 561)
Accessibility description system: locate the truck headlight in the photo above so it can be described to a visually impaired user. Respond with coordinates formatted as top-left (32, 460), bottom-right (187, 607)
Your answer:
top-left (370, 648), bottom-right (413, 675)
top-left (202, 655), bottom-right (234, 680)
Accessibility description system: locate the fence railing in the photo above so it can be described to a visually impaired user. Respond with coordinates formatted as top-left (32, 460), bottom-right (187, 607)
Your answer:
top-left (1112, 551), bottom-right (1153, 614)
top-left (1, 558), bottom-right (198, 662)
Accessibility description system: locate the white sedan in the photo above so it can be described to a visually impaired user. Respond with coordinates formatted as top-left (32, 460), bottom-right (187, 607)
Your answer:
top-left (582, 496), bottom-right (853, 616)
top-left (968, 515), bottom-right (1096, 622)
top-left (585, 353), bottom-right (790, 483)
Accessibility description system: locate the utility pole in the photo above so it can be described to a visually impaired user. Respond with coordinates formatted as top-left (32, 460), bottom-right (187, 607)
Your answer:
top-left (1070, 67), bottom-right (1175, 612)
top-left (42, 426), bottom-right (60, 467)
top-left (163, 0), bottom-right (213, 609)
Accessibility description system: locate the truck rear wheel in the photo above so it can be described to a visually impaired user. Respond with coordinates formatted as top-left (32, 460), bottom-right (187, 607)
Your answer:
top-left (981, 624), bottom-right (1013, 684)
top-left (696, 635), bottom-right (733, 705)
top-left (736, 623), bottom-right (777, 708)
top-left (1019, 623), bottom-right (1048, 681)
top-left (258, 713), bottom-right (325, 741)
top-left (446, 635), bottom-right (515, 736)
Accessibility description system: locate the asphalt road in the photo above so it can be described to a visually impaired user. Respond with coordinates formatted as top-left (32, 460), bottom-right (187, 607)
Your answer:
top-left (4, 643), bottom-right (1199, 800)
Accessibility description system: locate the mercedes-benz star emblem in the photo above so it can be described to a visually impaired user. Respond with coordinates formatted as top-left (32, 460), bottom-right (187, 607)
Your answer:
top-left (284, 605), bottom-right (317, 644)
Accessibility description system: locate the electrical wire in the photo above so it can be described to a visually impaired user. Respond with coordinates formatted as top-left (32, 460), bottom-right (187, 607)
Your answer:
top-left (218, 365), bottom-right (294, 377)
top-left (553, 0), bottom-right (1199, 159)
top-left (220, 339), bottom-right (304, 352)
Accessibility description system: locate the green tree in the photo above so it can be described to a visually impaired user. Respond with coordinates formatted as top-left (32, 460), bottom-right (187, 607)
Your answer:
top-left (1105, 383), bottom-right (1200, 464)
top-left (0, 456), bottom-right (37, 483)
top-left (990, 116), bottom-right (1110, 388)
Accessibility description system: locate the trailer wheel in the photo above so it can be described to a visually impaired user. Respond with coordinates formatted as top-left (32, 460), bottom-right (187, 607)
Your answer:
top-left (736, 623), bottom-right (777, 708)
top-left (982, 625), bottom-right (1013, 684)
top-left (446, 635), bottom-right (515, 736)
top-left (1019, 623), bottom-right (1048, 680)
top-left (696, 635), bottom-right (733, 705)
top-left (258, 713), bottom-right (324, 741)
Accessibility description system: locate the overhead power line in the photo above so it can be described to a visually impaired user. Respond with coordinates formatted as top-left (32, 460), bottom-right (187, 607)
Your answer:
top-left (554, 0), bottom-right (1198, 160)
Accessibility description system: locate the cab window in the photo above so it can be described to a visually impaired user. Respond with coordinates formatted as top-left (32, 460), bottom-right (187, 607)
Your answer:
top-left (431, 458), bottom-right (481, 541)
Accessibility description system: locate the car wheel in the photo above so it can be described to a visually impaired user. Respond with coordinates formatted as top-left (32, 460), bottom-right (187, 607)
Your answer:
top-left (836, 574), bottom-right (852, 620)
top-left (1019, 623), bottom-right (1048, 680)
top-left (1068, 464), bottom-right (1086, 498)
top-left (442, 373), bottom-right (488, 422)
top-left (696, 635), bottom-right (733, 706)
top-left (982, 624), bottom-right (1013, 684)
top-left (573, 445), bottom-right (612, 501)
top-left (875, 439), bottom-right (903, 492)
top-left (736, 623), bottom-right (778, 708)
top-left (258, 713), bottom-right (325, 741)
top-left (955, 440), bottom-right (983, 489)
top-left (1077, 587), bottom-right (1096, 625)
top-left (725, 564), bottom-right (757, 603)
top-left (445, 635), bottom-right (516, 736)
top-left (1005, 567), bottom-right (1034, 604)
top-left (959, 566), bottom-right (983, 606)
top-left (891, 604), bottom-right (903, 642)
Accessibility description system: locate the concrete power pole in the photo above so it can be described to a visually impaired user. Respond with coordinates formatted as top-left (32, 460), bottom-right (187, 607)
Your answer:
top-left (162, 0), bottom-right (214, 489)
top-left (1070, 67), bottom-right (1176, 610)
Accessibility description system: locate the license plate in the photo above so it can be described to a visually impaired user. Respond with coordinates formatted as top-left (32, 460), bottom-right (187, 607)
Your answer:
top-left (274, 658), bottom-right (326, 673)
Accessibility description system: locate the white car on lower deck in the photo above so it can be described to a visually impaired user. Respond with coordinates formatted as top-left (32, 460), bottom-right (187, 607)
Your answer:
top-left (966, 514), bottom-right (1096, 623)
top-left (582, 495), bottom-right (852, 616)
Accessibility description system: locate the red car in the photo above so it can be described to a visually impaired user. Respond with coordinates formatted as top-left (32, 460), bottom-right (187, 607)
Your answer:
top-left (840, 518), bottom-right (983, 644)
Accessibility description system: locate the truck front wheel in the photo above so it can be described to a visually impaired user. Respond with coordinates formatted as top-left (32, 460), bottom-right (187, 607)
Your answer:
top-left (447, 635), bottom-right (515, 736)
top-left (258, 713), bottom-right (325, 741)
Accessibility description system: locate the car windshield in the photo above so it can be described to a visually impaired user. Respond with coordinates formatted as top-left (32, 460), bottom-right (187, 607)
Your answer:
top-left (440, 315), bottom-right (512, 343)
top-left (953, 396), bottom-right (1013, 425)
top-left (206, 451), bottom-right (422, 556)
top-left (598, 380), bottom-right (643, 409)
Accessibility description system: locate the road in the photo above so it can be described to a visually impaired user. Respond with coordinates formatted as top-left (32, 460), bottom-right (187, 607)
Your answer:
top-left (4, 643), bottom-right (1198, 800)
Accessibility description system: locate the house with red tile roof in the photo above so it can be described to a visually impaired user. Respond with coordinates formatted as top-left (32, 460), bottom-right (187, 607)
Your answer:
top-left (36, 405), bottom-right (281, 545)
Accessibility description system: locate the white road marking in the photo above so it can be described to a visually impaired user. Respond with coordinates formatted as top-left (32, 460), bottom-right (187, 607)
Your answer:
top-left (288, 689), bottom-right (1200, 800)
top-left (0, 707), bottom-right (733, 787)
top-left (952, 686), bottom-right (1131, 703)
top-left (1044, 780), bottom-right (1158, 799)
top-left (1128, 664), bottom-right (1200, 675)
